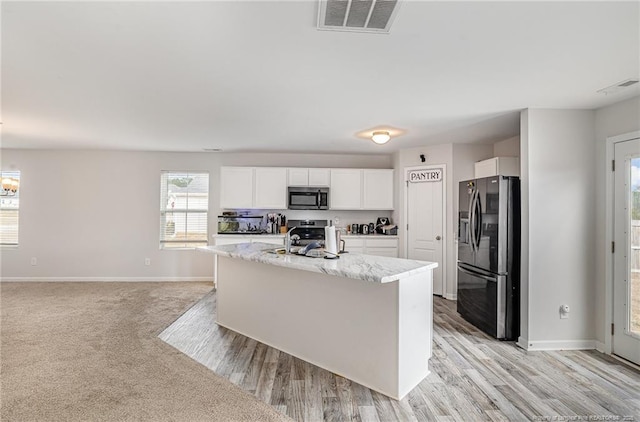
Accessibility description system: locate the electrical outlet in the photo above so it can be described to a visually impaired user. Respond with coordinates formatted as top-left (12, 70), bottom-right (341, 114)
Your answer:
top-left (145, 258), bottom-right (151, 266)
top-left (560, 304), bottom-right (570, 319)
top-left (30, 257), bottom-right (37, 266)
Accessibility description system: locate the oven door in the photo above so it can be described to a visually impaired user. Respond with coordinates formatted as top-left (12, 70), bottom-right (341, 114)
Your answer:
top-left (457, 263), bottom-right (506, 339)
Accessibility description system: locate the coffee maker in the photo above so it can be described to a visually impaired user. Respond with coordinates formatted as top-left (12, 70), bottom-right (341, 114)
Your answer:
top-left (375, 217), bottom-right (389, 234)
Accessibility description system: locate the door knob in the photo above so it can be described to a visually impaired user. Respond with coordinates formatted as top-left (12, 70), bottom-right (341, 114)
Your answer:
top-left (436, 235), bottom-right (441, 240)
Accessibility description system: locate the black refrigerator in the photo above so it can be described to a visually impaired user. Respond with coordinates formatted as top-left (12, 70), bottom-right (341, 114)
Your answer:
top-left (457, 175), bottom-right (520, 340)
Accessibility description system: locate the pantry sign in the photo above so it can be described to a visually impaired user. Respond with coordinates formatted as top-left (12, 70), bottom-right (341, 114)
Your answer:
top-left (408, 168), bottom-right (442, 183)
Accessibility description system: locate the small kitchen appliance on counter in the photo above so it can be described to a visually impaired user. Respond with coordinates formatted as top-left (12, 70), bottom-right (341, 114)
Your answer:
top-left (375, 217), bottom-right (390, 234)
top-left (380, 224), bottom-right (397, 235)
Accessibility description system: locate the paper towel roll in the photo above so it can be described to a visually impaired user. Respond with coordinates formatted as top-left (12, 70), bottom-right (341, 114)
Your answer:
top-left (324, 225), bottom-right (338, 256)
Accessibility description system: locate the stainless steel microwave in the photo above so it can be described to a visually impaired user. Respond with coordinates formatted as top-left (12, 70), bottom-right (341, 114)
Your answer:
top-left (287, 187), bottom-right (329, 210)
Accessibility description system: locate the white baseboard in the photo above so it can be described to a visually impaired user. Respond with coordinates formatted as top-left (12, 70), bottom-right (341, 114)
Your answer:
top-left (520, 339), bottom-right (597, 351)
top-left (0, 277), bottom-right (214, 283)
top-left (594, 341), bottom-right (607, 354)
top-left (443, 293), bottom-right (457, 301)
top-left (516, 336), bottom-right (529, 350)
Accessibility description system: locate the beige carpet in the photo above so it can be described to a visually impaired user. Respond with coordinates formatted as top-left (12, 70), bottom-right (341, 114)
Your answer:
top-left (0, 282), bottom-right (292, 422)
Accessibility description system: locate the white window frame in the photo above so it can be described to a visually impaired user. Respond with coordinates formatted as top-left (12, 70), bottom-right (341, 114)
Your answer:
top-left (0, 170), bottom-right (20, 247)
top-left (160, 171), bottom-right (209, 249)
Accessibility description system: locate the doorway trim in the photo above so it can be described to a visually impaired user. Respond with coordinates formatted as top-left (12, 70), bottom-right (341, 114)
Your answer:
top-left (604, 130), bottom-right (640, 355)
top-left (403, 164), bottom-right (447, 298)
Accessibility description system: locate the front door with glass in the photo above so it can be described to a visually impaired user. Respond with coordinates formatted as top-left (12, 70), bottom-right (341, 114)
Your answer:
top-left (613, 137), bottom-right (640, 365)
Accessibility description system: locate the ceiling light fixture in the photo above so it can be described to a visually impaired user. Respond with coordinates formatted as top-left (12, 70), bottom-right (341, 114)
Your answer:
top-left (371, 131), bottom-right (391, 145)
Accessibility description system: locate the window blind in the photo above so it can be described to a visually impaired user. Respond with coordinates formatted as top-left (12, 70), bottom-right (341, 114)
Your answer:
top-left (0, 170), bottom-right (20, 246)
top-left (160, 171), bottom-right (209, 249)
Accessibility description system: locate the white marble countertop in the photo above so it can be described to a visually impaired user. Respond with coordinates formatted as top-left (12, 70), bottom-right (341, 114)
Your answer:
top-left (198, 242), bottom-right (436, 283)
top-left (213, 233), bottom-right (285, 238)
top-left (213, 233), bottom-right (398, 239)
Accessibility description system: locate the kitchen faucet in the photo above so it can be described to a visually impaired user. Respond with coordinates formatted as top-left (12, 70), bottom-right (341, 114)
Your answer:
top-left (285, 226), bottom-right (296, 254)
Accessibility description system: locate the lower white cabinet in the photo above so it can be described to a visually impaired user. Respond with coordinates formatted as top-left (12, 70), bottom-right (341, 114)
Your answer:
top-left (343, 238), bottom-right (365, 254)
top-left (343, 236), bottom-right (398, 257)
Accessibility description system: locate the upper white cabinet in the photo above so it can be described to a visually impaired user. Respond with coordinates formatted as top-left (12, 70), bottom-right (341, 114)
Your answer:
top-left (474, 157), bottom-right (519, 178)
top-left (331, 169), bottom-right (394, 210)
top-left (308, 168), bottom-right (331, 186)
top-left (288, 168), bottom-right (309, 186)
top-left (254, 167), bottom-right (287, 209)
top-left (220, 167), bottom-right (254, 209)
top-left (287, 168), bottom-right (330, 187)
top-left (223, 166), bottom-right (393, 210)
top-left (330, 169), bottom-right (363, 210)
top-left (220, 167), bottom-right (287, 209)
top-left (363, 169), bottom-right (394, 210)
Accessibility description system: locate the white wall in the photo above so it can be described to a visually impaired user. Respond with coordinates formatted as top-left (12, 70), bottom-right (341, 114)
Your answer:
top-left (594, 95), bottom-right (640, 345)
top-left (0, 149), bottom-right (392, 280)
top-left (520, 109), bottom-right (596, 350)
top-left (493, 136), bottom-right (520, 157)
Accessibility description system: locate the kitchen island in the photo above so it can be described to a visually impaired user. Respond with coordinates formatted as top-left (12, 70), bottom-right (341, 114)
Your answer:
top-left (197, 242), bottom-right (437, 400)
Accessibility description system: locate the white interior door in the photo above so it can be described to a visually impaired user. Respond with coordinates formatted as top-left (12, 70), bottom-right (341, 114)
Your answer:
top-left (406, 166), bottom-right (445, 296)
top-left (613, 137), bottom-right (640, 365)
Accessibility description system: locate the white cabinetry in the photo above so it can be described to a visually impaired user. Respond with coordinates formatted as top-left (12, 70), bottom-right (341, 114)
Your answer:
top-left (288, 168), bottom-right (309, 186)
top-left (363, 169), bottom-right (394, 210)
top-left (474, 157), bottom-right (519, 178)
top-left (222, 166), bottom-right (393, 210)
top-left (220, 167), bottom-right (287, 209)
top-left (330, 169), bottom-right (363, 210)
top-left (308, 168), bottom-right (331, 186)
top-left (254, 167), bottom-right (287, 209)
top-left (220, 167), bottom-right (254, 209)
top-left (288, 168), bottom-right (331, 186)
top-left (343, 236), bottom-right (398, 257)
top-left (343, 238), bottom-right (365, 254)
top-left (365, 237), bottom-right (399, 257)
top-left (331, 169), bottom-right (394, 210)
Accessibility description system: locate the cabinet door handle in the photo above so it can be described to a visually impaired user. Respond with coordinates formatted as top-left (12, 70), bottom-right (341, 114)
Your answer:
top-left (436, 236), bottom-right (441, 240)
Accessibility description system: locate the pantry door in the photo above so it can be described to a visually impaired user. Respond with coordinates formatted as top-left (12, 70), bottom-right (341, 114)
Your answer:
top-left (613, 136), bottom-right (640, 365)
top-left (405, 165), bottom-right (446, 296)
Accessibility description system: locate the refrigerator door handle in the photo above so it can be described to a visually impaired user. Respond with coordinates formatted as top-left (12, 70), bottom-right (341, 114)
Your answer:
top-left (457, 264), bottom-right (497, 283)
top-left (468, 189), bottom-right (477, 252)
top-left (475, 193), bottom-right (482, 250)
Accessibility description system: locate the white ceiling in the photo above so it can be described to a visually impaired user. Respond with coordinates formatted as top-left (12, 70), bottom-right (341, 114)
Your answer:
top-left (2, 1), bottom-right (639, 154)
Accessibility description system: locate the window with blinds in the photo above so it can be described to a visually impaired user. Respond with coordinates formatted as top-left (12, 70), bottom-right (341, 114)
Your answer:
top-left (160, 171), bottom-right (209, 249)
top-left (0, 170), bottom-right (20, 246)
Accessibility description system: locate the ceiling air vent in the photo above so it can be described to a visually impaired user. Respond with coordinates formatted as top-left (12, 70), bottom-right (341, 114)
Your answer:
top-left (318, 0), bottom-right (401, 34)
top-left (597, 78), bottom-right (640, 95)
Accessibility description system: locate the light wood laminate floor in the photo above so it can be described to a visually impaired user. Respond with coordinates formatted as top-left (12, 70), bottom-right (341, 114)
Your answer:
top-left (159, 290), bottom-right (640, 422)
